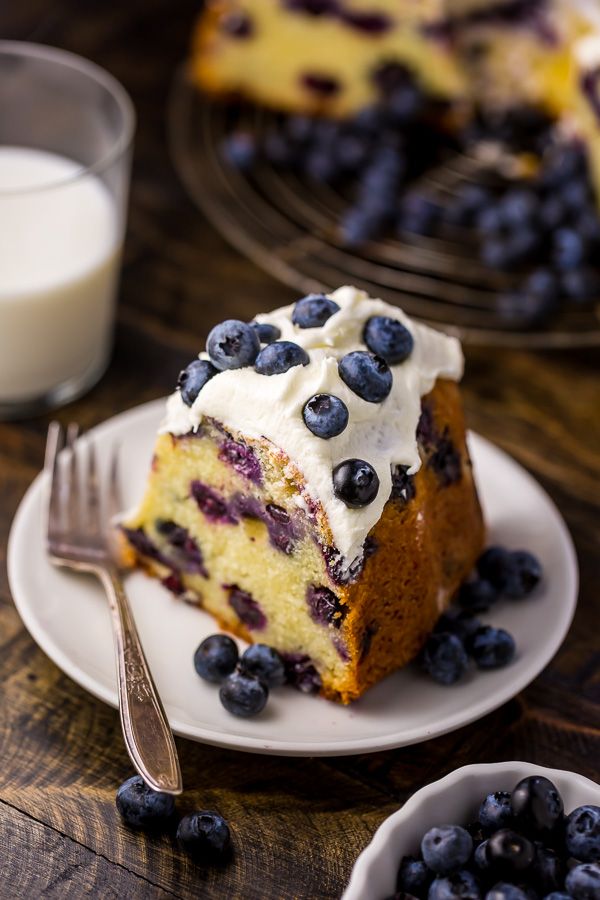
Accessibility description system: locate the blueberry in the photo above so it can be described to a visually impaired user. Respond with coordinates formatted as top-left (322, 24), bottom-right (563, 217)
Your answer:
top-left (332, 458), bottom-right (379, 508)
top-left (511, 778), bottom-right (564, 836)
top-left (474, 841), bottom-right (489, 871)
top-left (540, 145), bottom-right (586, 189)
top-left (506, 228), bottom-right (542, 266)
top-left (221, 131), bottom-right (256, 170)
top-left (176, 810), bottom-right (231, 862)
top-left (446, 184), bottom-right (493, 226)
top-left (500, 188), bottom-right (539, 227)
top-left (264, 130), bottom-right (296, 167)
top-left (525, 268), bottom-right (561, 307)
top-left (477, 205), bottom-right (506, 236)
top-left (363, 316), bottom-right (414, 365)
top-left (533, 844), bottom-right (565, 894)
top-left (422, 825), bottom-right (473, 875)
top-left (566, 806), bottom-right (600, 863)
top-left (239, 644), bottom-right (286, 687)
top-left (486, 829), bottom-right (535, 874)
top-left (387, 82), bottom-right (424, 124)
top-left (340, 206), bottom-right (384, 246)
top-left (338, 351), bottom-right (393, 402)
top-left (485, 884), bottom-right (529, 900)
top-left (504, 551), bottom-right (542, 599)
top-left (422, 632), bottom-right (469, 685)
top-left (177, 359), bottom-right (218, 406)
top-left (467, 626), bottom-right (516, 669)
top-left (481, 238), bottom-right (516, 271)
top-left (398, 856), bottom-right (433, 897)
top-left (303, 393), bottom-right (349, 438)
top-left (398, 192), bottom-right (440, 236)
top-left (562, 268), bottom-right (600, 303)
top-left (480, 792), bottom-right (514, 832)
top-left (561, 178), bottom-right (591, 213)
top-left (428, 871), bottom-right (481, 900)
top-left (251, 321), bottom-right (281, 344)
top-left (115, 775), bottom-right (175, 829)
top-left (305, 148), bottom-right (338, 182)
top-left (292, 293), bottom-right (340, 328)
top-left (219, 671), bottom-right (268, 717)
top-left (545, 894), bottom-right (572, 900)
top-left (539, 195), bottom-right (569, 231)
top-left (565, 863), bottom-right (600, 900)
top-left (194, 634), bottom-right (239, 683)
top-left (552, 228), bottom-right (586, 271)
top-left (254, 340), bottom-right (309, 375)
top-left (207, 319), bottom-right (260, 370)
top-left (434, 609), bottom-right (482, 643)
top-left (458, 579), bottom-right (499, 614)
top-left (336, 132), bottom-right (370, 171)
top-left (476, 547), bottom-right (517, 594)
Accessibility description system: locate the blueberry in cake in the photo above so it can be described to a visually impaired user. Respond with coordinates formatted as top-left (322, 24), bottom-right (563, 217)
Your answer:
top-left (121, 286), bottom-right (484, 703)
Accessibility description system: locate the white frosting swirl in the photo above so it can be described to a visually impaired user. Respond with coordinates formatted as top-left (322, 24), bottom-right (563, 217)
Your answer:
top-left (162, 286), bottom-right (463, 567)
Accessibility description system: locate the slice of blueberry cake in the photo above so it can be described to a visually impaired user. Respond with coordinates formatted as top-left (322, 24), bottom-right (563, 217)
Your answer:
top-left (121, 286), bottom-right (484, 703)
top-left (192, 0), bottom-right (468, 119)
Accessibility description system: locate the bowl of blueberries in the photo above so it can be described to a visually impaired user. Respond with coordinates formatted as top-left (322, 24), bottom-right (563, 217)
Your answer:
top-left (343, 762), bottom-right (600, 900)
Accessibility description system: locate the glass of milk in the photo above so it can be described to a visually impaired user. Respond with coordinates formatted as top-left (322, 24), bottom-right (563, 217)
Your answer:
top-left (0, 42), bottom-right (135, 418)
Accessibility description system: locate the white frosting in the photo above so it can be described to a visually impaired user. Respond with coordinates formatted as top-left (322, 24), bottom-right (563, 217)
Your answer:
top-left (162, 286), bottom-right (463, 567)
top-left (575, 33), bottom-right (600, 72)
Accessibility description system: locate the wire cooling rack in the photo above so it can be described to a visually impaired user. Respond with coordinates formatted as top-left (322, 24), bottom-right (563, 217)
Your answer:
top-left (168, 65), bottom-right (600, 348)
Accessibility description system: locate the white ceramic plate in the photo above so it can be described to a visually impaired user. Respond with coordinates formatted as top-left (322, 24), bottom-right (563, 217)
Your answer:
top-left (344, 761), bottom-right (600, 900)
top-left (8, 399), bottom-right (578, 756)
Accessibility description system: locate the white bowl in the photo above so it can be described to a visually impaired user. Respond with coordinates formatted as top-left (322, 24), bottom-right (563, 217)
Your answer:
top-left (343, 761), bottom-right (600, 900)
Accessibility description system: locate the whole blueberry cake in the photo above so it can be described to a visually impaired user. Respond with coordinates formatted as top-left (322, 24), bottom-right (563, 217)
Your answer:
top-left (122, 286), bottom-right (484, 703)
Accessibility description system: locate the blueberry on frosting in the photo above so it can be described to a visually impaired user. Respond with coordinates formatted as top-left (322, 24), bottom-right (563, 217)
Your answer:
top-left (292, 293), bottom-right (340, 328)
top-left (302, 393), bottom-right (349, 438)
top-left (338, 351), bottom-right (392, 402)
top-left (332, 458), bottom-right (379, 508)
top-left (251, 321), bottom-right (281, 344)
top-left (177, 359), bottom-right (218, 407)
top-left (363, 315), bottom-right (414, 365)
top-left (207, 319), bottom-right (260, 370)
top-left (255, 340), bottom-right (310, 375)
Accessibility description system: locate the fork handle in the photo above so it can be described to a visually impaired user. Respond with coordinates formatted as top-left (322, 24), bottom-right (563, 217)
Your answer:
top-left (99, 566), bottom-right (183, 795)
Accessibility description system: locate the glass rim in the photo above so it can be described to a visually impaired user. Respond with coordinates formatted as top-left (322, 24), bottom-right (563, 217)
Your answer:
top-left (0, 40), bottom-right (136, 196)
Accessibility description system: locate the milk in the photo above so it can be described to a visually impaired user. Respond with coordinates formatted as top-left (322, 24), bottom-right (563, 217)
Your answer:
top-left (0, 147), bottom-right (122, 403)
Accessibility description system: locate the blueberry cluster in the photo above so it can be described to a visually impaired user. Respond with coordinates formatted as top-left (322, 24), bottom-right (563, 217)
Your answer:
top-left (220, 80), bottom-right (600, 326)
top-left (115, 775), bottom-right (231, 864)
top-left (194, 634), bottom-right (286, 717)
top-left (422, 546), bottom-right (542, 686)
top-left (388, 775), bottom-right (600, 900)
top-left (177, 295), bottom-right (415, 511)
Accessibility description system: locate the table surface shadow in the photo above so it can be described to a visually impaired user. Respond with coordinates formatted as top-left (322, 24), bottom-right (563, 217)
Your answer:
top-left (1, 2), bottom-right (599, 898)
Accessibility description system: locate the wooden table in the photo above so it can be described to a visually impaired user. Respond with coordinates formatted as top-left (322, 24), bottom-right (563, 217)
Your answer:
top-left (2, 4), bottom-right (599, 898)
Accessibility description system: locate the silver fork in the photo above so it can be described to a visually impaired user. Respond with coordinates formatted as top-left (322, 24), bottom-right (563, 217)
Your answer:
top-left (45, 421), bottom-right (182, 795)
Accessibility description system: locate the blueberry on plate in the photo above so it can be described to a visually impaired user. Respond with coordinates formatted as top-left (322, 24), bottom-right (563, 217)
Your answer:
top-left (422, 632), bottom-right (470, 686)
top-left (485, 883), bottom-right (529, 900)
top-left (434, 609), bottom-right (482, 643)
top-left (177, 359), bottom-right (219, 407)
top-left (220, 131), bottom-right (256, 170)
top-left (115, 775), bottom-right (175, 829)
top-left (458, 579), bottom-right (498, 614)
top-left (363, 315), bottom-right (414, 365)
top-left (543, 894), bottom-right (571, 900)
top-left (428, 870), bottom-right (480, 900)
top-left (251, 321), bottom-right (281, 345)
top-left (467, 626), bottom-right (516, 670)
top-left (338, 350), bottom-right (393, 403)
top-left (292, 293), bottom-right (340, 328)
top-left (194, 634), bottom-right (239, 684)
top-left (303, 393), bottom-right (349, 439)
top-left (565, 862), bottom-right (600, 900)
top-left (566, 806), bottom-right (600, 863)
top-left (552, 227), bottom-right (586, 271)
top-left (239, 643), bottom-right (286, 687)
top-left (503, 551), bottom-right (542, 599)
top-left (254, 340), bottom-right (309, 375)
top-left (397, 855), bottom-right (432, 897)
top-left (176, 810), bottom-right (231, 863)
top-left (421, 825), bottom-right (473, 874)
top-left (219, 671), bottom-right (268, 717)
top-left (480, 792), bottom-right (514, 833)
top-left (486, 829), bottom-right (535, 874)
top-left (332, 458), bottom-right (379, 508)
top-left (207, 319), bottom-right (260, 370)
top-left (511, 777), bottom-right (564, 836)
